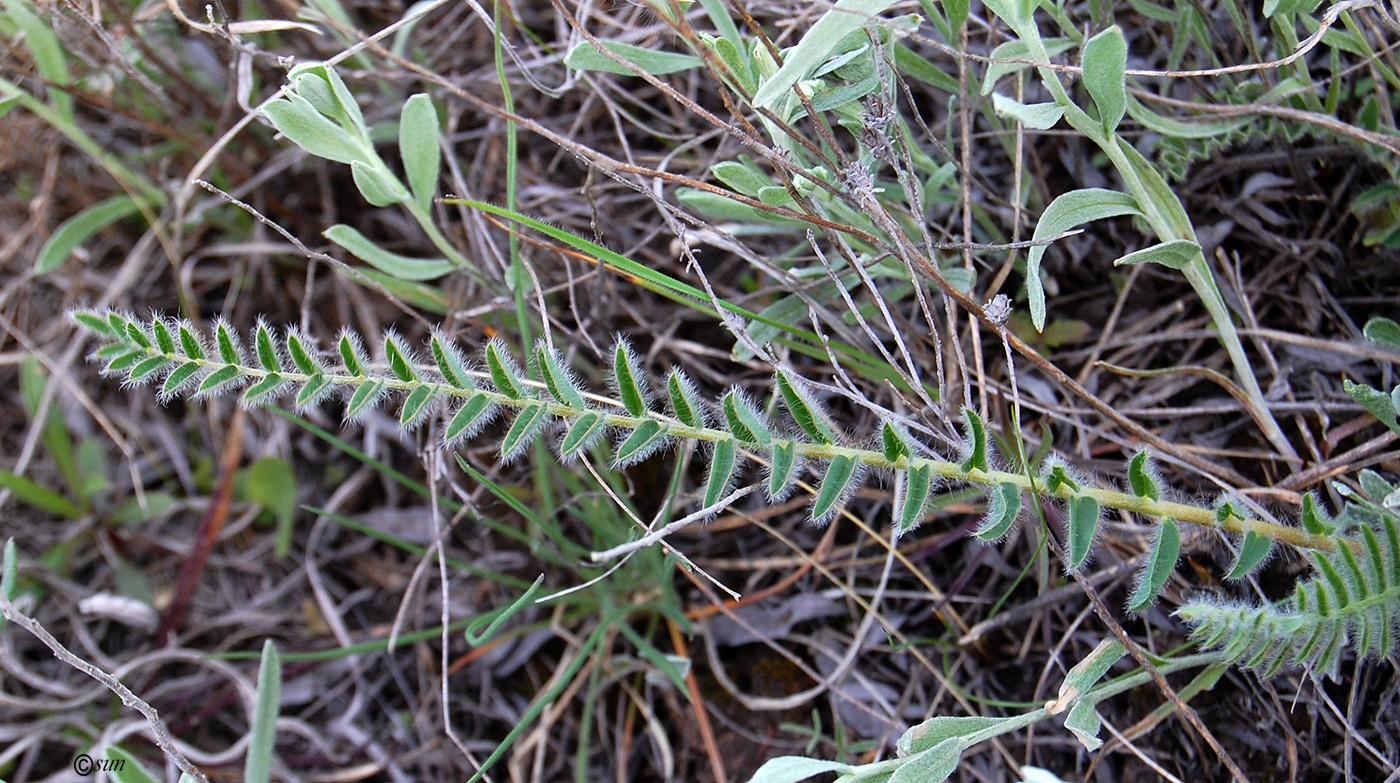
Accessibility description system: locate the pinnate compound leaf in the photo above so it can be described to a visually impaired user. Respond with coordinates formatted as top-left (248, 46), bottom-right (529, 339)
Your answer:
top-left (1081, 26), bottom-right (1127, 132)
top-left (1027, 189), bottom-right (1140, 331)
top-left (1066, 495), bottom-right (1101, 572)
top-left (667, 369), bottom-right (706, 427)
top-left (767, 439), bottom-right (798, 499)
top-left (535, 342), bottom-right (584, 408)
top-left (399, 94), bottom-right (441, 210)
top-left (1226, 528), bottom-right (1273, 579)
top-left (742, 756), bottom-right (853, 783)
top-left (324, 224), bottom-right (455, 281)
top-left (723, 390), bottom-right (773, 447)
top-left (484, 339), bottom-right (526, 399)
top-left (974, 482), bottom-right (1021, 541)
top-left (444, 394), bottom-right (497, 445)
top-left (776, 371), bottom-right (837, 445)
top-left (501, 403), bottom-right (549, 462)
top-left (615, 419), bottom-right (669, 466)
top-left (1127, 451), bottom-right (1160, 500)
top-left (959, 408), bottom-right (989, 472)
top-left (704, 438), bottom-right (738, 508)
top-left (812, 454), bottom-right (859, 523)
top-left (898, 463), bottom-right (934, 535)
top-left (1127, 518), bottom-right (1180, 612)
top-left (613, 341), bottom-right (650, 417)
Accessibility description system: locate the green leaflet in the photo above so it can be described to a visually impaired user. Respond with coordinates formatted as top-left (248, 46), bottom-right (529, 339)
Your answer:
top-left (558, 411), bottom-right (606, 462)
top-left (667, 369), bottom-right (705, 428)
top-left (161, 362), bottom-right (201, 397)
top-left (613, 341), bottom-right (650, 417)
top-left (444, 394), bottom-right (497, 445)
top-left (881, 421), bottom-right (909, 463)
top-left (615, 419), bottom-right (669, 467)
top-left (1127, 451), bottom-right (1160, 500)
top-left (1066, 495), bottom-right (1101, 572)
top-left (287, 332), bottom-right (322, 375)
top-left (723, 390), bottom-right (773, 447)
top-left (704, 438), bottom-right (738, 508)
top-left (1127, 518), bottom-right (1180, 612)
top-left (129, 356), bottom-right (170, 381)
top-left (399, 385), bottom-right (438, 427)
top-left (959, 408), bottom-right (988, 473)
top-left (776, 371), bottom-right (837, 445)
top-left (974, 482), bottom-right (1021, 541)
top-left (1225, 528), bottom-right (1273, 579)
top-left (296, 374), bottom-right (334, 408)
top-left (501, 403), bottom-right (550, 462)
top-left (536, 342), bottom-right (584, 408)
top-left (485, 338), bottom-right (526, 399)
top-left (255, 323), bottom-right (281, 373)
top-left (339, 332), bottom-right (365, 376)
top-left (767, 439), bottom-right (798, 499)
top-left (383, 333), bottom-right (418, 382)
top-left (244, 373), bottom-right (286, 403)
top-left (431, 334), bottom-right (473, 390)
top-left (898, 463), bottom-right (934, 535)
top-left (345, 379), bottom-right (386, 420)
top-left (812, 454), bottom-right (859, 523)
top-left (198, 365), bottom-right (243, 395)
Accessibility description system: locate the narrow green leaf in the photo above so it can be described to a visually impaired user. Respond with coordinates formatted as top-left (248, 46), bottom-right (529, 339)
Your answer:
top-left (1064, 701), bottom-right (1105, 752)
top-left (613, 341), bottom-right (649, 417)
top-left (484, 339), bottom-right (526, 399)
top-left (296, 374), bottom-right (334, 407)
top-left (991, 93), bottom-right (1065, 129)
top-left (216, 321), bottom-right (241, 364)
top-left (383, 334), bottom-right (417, 382)
top-left (751, 0), bottom-right (899, 109)
top-left (71, 310), bottom-right (120, 337)
top-left (244, 373), bottom-right (286, 403)
top-left (1066, 495), bottom-right (1101, 572)
top-left (129, 356), bottom-right (170, 381)
top-left (444, 394), bottom-right (497, 445)
top-left (558, 411), bottom-right (606, 461)
top-left (104, 350), bottom-right (144, 375)
top-left (431, 335), bottom-right (472, 389)
top-left (107, 311), bottom-right (130, 336)
top-left (501, 403), bottom-right (550, 462)
top-left (338, 332), bottom-right (365, 376)
top-left (704, 438), bottom-right (738, 508)
top-left (264, 93), bottom-right (365, 164)
top-left (324, 224), bottom-right (455, 282)
top-left (1226, 528), bottom-right (1273, 579)
top-left (255, 323), bottom-right (281, 372)
top-left (1124, 94), bottom-right (1251, 139)
top-left (614, 419), bottom-right (669, 466)
top-left (767, 439), bottom-right (798, 499)
top-left (286, 332), bottom-right (320, 374)
top-left (198, 365), bottom-right (244, 395)
top-left (667, 369), bottom-right (705, 427)
top-left (776, 371), bottom-right (837, 445)
top-left (245, 640), bottom-right (282, 783)
top-left (536, 342), bottom-right (584, 408)
top-left (399, 93), bottom-right (441, 211)
top-left (1127, 451), bottom-right (1160, 500)
top-left (399, 385), bottom-right (437, 426)
top-left (722, 390), bottom-right (772, 447)
top-left (564, 39), bottom-right (704, 75)
top-left (1128, 518), bottom-right (1180, 612)
top-left (959, 408), bottom-right (988, 473)
top-left (888, 736), bottom-right (966, 783)
top-left (1026, 189), bottom-right (1141, 331)
top-left (36, 194), bottom-right (146, 273)
top-left (345, 379), bottom-right (385, 420)
top-left (1114, 239), bottom-right (1203, 271)
top-left (1081, 26), bottom-right (1128, 132)
top-left (974, 482), bottom-right (1021, 541)
top-left (2, 539), bottom-right (18, 610)
top-left (124, 321), bottom-right (152, 349)
top-left (151, 319), bottom-right (177, 355)
top-left (350, 160), bottom-right (409, 207)
top-left (178, 323), bottom-right (205, 360)
top-left (1055, 638), bottom-right (1126, 711)
top-left (0, 470), bottom-right (81, 518)
top-left (881, 421), bottom-right (909, 463)
top-left (161, 362), bottom-right (202, 397)
top-left (898, 463), bottom-right (934, 535)
top-left (812, 454), bottom-right (859, 523)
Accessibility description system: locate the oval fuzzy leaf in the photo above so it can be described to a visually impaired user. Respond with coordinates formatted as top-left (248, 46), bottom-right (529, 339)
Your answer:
top-left (564, 39), bottom-right (704, 75)
top-left (615, 419), bottom-right (669, 466)
top-left (667, 369), bottom-right (707, 428)
top-left (263, 94), bottom-right (365, 164)
top-left (501, 402), bottom-right (549, 462)
top-left (296, 374), bottom-right (334, 407)
top-left (255, 323), bottom-right (281, 373)
top-left (959, 408), bottom-right (988, 473)
top-left (161, 362), bottom-right (202, 398)
top-left (558, 411), bottom-right (606, 462)
top-left (1081, 26), bottom-right (1127, 132)
top-left (36, 194), bottom-right (147, 273)
top-left (535, 342), bottom-right (584, 409)
top-left (129, 356), bottom-right (171, 381)
top-left (1066, 495), bottom-right (1101, 572)
top-left (444, 393), bottom-right (497, 445)
top-left (991, 93), bottom-right (1065, 129)
top-left (1363, 317), bottom-right (1400, 350)
top-left (776, 371), bottom-right (837, 445)
top-left (1026, 189), bottom-right (1140, 331)
top-left (399, 93), bottom-right (441, 210)
top-left (897, 463), bottom-right (934, 535)
top-left (399, 385), bottom-right (438, 427)
top-left (1127, 518), bottom-right (1180, 613)
top-left (344, 378), bottom-right (386, 420)
top-left (722, 390), bottom-right (773, 447)
top-left (286, 332), bottom-right (321, 375)
top-left (383, 334), bottom-right (417, 382)
top-left (812, 454), bottom-right (860, 524)
top-left (215, 321), bottom-right (241, 364)
top-left (198, 365), bottom-right (244, 395)
top-left (1114, 239), bottom-right (1202, 271)
top-left (981, 37), bottom-right (1076, 95)
top-left (974, 482), bottom-right (1021, 541)
top-left (430, 334), bottom-right (472, 389)
top-left (1225, 528), bottom-right (1274, 579)
top-left (324, 224), bottom-right (455, 281)
top-left (243, 373), bottom-right (287, 403)
top-left (484, 338), bottom-right (526, 399)
top-left (350, 160), bottom-right (409, 207)
top-left (767, 439), bottom-right (798, 499)
top-left (881, 421), bottom-right (909, 463)
top-left (613, 341), bottom-right (650, 417)
top-left (338, 332), bottom-right (366, 376)
top-left (704, 438), bottom-right (738, 508)
top-left (1300, 492), bottom-right (1336, 535)
top-left (1064, 701), bottom-right (1105, 752)
top-left (1127, 451), bottom-right (1160, 500)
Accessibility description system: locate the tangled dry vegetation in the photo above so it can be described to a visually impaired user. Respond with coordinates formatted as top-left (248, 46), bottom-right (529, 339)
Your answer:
top-left (2, 0), bottom-right (1400, 782)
